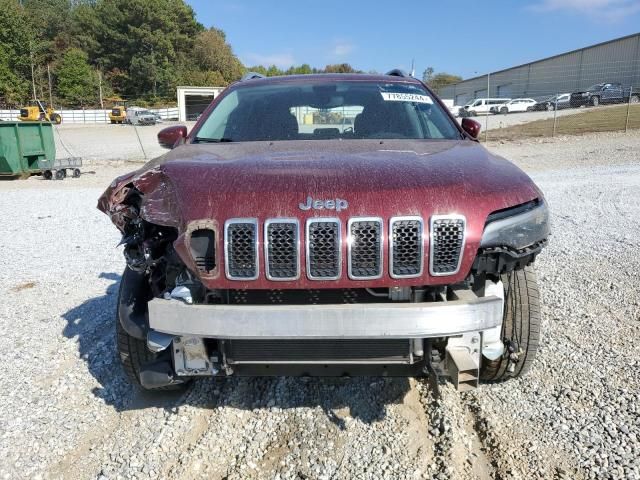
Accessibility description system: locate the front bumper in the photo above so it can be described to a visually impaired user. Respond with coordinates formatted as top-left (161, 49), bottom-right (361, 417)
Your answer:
top-left (147, 289), bottom-right (503, 340)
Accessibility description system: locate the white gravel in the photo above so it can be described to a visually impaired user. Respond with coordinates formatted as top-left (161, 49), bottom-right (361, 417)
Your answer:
top-left (0, 131), bottom-right (638, 480)
top-left (457, 107), bottom-right (580, 131)
top-left (51, 122), bottom-right (194, 164)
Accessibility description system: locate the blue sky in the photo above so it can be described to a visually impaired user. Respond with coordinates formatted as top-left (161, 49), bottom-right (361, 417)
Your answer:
top-left (186, 0), bottom-right (640, 79)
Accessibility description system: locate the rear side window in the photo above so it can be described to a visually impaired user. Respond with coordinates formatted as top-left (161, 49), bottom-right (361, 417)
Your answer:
top-left (195, 81), bottom-right (460, 142)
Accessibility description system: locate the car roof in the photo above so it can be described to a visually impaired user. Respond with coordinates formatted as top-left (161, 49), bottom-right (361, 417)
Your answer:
top-left (232, 73), bottom-right (424, 87)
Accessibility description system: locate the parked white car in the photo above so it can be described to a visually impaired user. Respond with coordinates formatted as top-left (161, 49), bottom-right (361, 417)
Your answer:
top-left (459, 98), bottom-right (510, 117)
top-left (125, 107), bottom-right (157, 126)
top-left (494, 98), bottom-right (537, 114)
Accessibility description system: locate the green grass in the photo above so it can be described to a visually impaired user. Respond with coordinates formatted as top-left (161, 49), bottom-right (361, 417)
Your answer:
top-left (485, 104), bottom-right (640, 141)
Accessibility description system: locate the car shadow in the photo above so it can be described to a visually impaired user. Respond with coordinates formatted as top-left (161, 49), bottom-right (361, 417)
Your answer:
top-left (62, 272), bottom-right (412, 425)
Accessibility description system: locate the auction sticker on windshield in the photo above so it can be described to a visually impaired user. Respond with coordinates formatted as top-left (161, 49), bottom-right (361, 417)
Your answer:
top-left (380, 92), bottom-right (433, 104)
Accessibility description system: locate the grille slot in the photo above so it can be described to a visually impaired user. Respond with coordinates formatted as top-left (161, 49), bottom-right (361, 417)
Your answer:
top-left (265, 220), bottom-right (299, 280)
top-left (348, 218), bottom-right (383, 279)
top-left (306, 219), bottom-right (341, 280)
top-left (430, 216), bottom-right (465, 275)
top-left (390, 217), bottom-right (424, 278)
top-left (225, 219), bottom-right (258, 280)
top-left (189, 228), bottom-right (216, 274)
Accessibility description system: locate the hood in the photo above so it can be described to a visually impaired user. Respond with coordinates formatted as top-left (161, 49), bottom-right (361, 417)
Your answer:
top-left (99, 139), bottom-right (542, 287)
top-left (100, 139), bottom-right (539, 226)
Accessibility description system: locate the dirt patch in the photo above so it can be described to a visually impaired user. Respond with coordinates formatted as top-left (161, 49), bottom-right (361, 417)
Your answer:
top-left (11, 281), bottom-right (36, 292)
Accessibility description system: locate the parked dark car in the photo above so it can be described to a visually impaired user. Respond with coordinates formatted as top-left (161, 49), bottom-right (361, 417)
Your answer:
top-left (531, 93), bottom-right (571, 111)
top-left (570, 83), bottom-right (639, 107)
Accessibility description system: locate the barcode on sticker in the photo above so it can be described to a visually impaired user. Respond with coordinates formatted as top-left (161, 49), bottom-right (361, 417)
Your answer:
top-left (380, 92), bottom-right (433, 104)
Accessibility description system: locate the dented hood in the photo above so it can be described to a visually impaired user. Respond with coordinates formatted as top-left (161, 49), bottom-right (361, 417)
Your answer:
top-left (99, 139), bottom-right (539, 225)
top-left (98, 139), bottom-right (542, 287)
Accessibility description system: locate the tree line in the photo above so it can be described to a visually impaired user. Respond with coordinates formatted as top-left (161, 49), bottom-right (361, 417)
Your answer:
top-left (0, 0), bottom-right (461, 108)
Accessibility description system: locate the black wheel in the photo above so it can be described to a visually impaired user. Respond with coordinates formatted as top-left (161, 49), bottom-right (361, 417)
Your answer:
top-left (43, 170), bottom-right (52, 180)
top-left (630, 95), bottom-right (639, 104)
top-left (590, 96), bottom-right (600, 107)
top-left (116, 273), bottom-right (188, 391)
top-left (52, 113), bottom-right (62, 124)
top-left (72, 168), bottom-right (81, 178)
top-left (480, 266), bottom-right (541, 382)
top-left (116, 318), bottom-right (187, 391)
top-left (500, 107), bottom-right (508, 114)
top-left (110, 120), bottom-right (116, 124)
top-left (54, 170), bottom-right (65, 180)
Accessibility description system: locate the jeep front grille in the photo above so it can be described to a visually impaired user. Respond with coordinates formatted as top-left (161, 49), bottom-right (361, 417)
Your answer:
top-left (390, 217), bottom-right (424, 278)
top-left (221, 215), bottom-right (466, 281)
top-left (225, 219), bottom-right (258, 280)
top-left (265, 219), bottom-right (299, 280)
top-left (348, 218), bottom-right (383, 279)
top-left (306, 219), bottom-right (341, 280)
top-left (430, 216), bottom-right (466, 275)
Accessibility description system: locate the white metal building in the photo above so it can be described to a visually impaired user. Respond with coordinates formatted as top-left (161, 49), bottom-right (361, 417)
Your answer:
top-left (439, 32), bottom-right (640, 105)
top-left (177, 86), bottom-right (224, 121)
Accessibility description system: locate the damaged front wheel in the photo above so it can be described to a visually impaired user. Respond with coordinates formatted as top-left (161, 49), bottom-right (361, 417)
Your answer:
top-left (115, 272), bottom-right (188, 391)
top-left (480, 266), bottom-right (541, 382)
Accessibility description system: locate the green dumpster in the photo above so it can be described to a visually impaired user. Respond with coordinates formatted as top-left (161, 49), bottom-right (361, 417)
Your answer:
top-left (0, 121), bottom-right (56, 178)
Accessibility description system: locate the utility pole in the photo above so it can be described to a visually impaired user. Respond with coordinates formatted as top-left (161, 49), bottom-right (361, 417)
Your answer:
top-left (485, 72), bottom-right (490, 142)
top-left (98, 70), bottom-right (104, 109)
top-left (30, 51), bottom-right (37, 100)
top-left (47, 64), bottom-right (53, 107)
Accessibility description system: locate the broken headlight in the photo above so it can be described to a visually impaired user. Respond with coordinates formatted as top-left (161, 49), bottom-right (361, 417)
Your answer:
top-left (480, 199), bottom-right (550, 251)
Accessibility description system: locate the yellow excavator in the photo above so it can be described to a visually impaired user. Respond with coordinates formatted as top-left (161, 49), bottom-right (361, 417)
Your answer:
top-left (19, 100), bottom-right (62, 124)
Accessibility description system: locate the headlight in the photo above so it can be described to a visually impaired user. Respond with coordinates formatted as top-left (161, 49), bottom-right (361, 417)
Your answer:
top-left (582, 92), bottom-right (589, 97)
top-left (480, 200), bottom-right (550, 250)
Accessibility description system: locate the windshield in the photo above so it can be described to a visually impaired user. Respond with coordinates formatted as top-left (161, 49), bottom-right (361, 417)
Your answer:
top-left (195, 80), bottom-right (460, 142)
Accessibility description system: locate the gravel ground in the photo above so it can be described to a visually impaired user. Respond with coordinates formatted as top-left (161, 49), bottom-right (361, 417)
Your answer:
top-left (0, 131), bottom-right (639, 480)
top-left (456, 106), bottom-right (580, 130)
top-left (51, 122), bottom-right (194, 164)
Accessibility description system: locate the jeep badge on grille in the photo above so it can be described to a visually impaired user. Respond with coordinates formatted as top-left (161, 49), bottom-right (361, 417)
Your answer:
top-left (299, 196), bottom-right (348, 212)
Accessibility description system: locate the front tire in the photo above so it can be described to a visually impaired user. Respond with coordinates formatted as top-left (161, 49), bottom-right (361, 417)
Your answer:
top-left (590, 96), bottom-right (600, 107)
top-left (116, 275), bottom-right (187, 391)
top-left (480, 266), bottom-right (541, 382)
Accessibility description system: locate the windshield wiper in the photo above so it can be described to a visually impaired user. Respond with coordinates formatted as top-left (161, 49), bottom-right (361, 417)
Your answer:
top-left (194, 137), bottom-right (234, 143)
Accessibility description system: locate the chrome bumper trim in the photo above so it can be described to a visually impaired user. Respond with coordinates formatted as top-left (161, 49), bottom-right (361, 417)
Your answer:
top-left (147, 292), bottom-right (502, 340)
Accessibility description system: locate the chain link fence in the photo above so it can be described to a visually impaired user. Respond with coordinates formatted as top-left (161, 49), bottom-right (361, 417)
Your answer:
top-left (438, 44), bottom-right (640, 142)
top-left (0, 107), bottom-right (179, 123)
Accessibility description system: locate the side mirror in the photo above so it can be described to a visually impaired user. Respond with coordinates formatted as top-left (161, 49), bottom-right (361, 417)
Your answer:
top-left (158, 125), bottom-right (187, 149)
top-left (461, 118), bottom-right (481, 139)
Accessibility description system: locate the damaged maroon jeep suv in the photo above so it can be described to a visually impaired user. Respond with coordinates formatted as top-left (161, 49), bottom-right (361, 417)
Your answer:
top-left (99, 71), bottom-right (549, 392)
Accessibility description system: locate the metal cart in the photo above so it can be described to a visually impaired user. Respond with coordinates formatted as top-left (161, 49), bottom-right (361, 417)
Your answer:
top-left (38, 157), bottom-right (83, 180)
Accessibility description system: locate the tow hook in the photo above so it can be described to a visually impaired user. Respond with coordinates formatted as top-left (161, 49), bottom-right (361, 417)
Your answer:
top-left (504, 339), bottom-right (521, 373)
